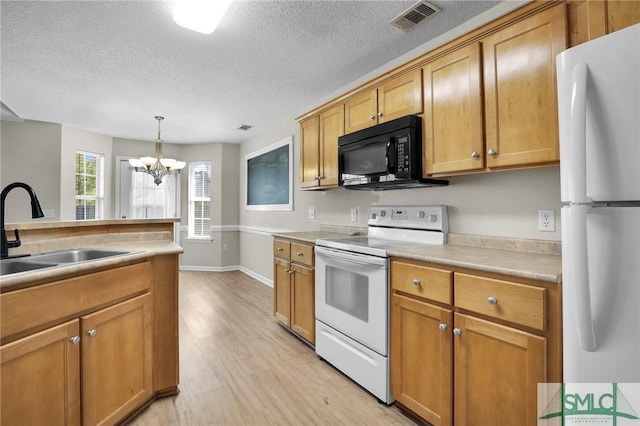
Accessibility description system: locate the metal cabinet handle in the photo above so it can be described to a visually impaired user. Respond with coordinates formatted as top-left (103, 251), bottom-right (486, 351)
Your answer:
top-left (439, 323), bottom-right (448, 332)
top-left (277, 247), bottom-right (283, 252)
top-left (296, 252), bottom-right (303, 257)
top-left (487, 296), bottom-right (498, 305)
top-left (370, 114), bottom-right (376, 120)
top-left (488, 149), bottom-right (497, 156)
top-left (412, 278), bottom-right (421, 287)
top-left (471, 151), bottom-right (480, 158)
top-left (70, 336), bottom-right (80, 344)
top-left (378, 111), bottom-right (384, 118)
top-left (87, 329), bottom-right (97, 337)
top-left (287, 270), bottom-right (294, 275)
top-left (453, 328), bottom-right (462, 336)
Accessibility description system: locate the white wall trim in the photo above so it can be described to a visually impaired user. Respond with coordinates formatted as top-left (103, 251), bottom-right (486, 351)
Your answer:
top-left (179, 264), bottom-right (273, 287)
top-left (178, 224), bottom-right (292, 236)
top-left (238, 266), bottom-right (273, 287)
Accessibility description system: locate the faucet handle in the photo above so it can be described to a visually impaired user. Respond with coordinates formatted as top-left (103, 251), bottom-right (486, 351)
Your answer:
top-left (7, 229), bottom-right (21, 249)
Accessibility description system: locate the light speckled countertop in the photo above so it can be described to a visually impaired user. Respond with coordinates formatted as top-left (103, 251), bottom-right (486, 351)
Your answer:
top-left (1, 240), bottom-right (183, 292)
top-left (271, 230), bottom-right (562, 284)
top-left (272, 231), bottom-right (358, 244)
top-left (388, 244), bottom-right (561, 284)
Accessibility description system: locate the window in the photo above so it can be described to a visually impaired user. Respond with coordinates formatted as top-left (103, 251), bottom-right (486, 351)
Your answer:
top-left (129, 171), bottom-right (177, 219)
top-left (188, 161), bottom-right (211, 238)
top-left (75, 151), bottom-right (105, 220)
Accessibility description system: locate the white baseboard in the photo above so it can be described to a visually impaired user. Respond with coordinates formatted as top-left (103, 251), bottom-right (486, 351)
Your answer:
top-left (179, 264), bottom-right (273, 288)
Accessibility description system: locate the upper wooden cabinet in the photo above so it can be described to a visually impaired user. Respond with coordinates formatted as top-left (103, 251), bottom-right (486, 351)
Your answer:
top-left (423, 43), bottom-right (484, 175)
top-left (300, 104), bottom-right (343, 190)
top-left (345, 69), bottom-right (423, 134)
top-left (483, 4), bottom-right (567, 169)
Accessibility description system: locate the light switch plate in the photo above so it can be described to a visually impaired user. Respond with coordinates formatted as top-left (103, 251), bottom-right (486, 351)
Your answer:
top-left (308, 207), bottom-right (316, 221)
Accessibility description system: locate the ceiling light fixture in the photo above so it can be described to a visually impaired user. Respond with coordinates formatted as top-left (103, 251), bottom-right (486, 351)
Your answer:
top-left (129, 116), bottom-right (186, 186)
top-left (173, 0), bottom-right (233, 34)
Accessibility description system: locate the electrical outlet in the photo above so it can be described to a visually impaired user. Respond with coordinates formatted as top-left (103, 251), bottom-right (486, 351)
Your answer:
top-left (538, 209), bottom-right (555, 232)
top-left (308, 207), bottom-right (316, 221)
top-left (350, 208), bottom-right (359, 223)
top-left (222, 243), bottom-right (228, 251)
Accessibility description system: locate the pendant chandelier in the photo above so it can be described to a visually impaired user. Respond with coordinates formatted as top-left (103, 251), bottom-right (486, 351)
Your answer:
top-left (129, 116), bottom-right (186, 186)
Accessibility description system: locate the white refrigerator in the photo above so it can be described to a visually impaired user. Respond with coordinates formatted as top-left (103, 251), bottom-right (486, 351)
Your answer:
top-left (557, 23), bottom-right (640, 383)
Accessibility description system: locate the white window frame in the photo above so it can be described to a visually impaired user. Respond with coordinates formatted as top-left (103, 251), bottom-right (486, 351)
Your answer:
top-left (188, 161), bottom-right (212, 240)
top-left (75, 150), bottom-right (105, 220)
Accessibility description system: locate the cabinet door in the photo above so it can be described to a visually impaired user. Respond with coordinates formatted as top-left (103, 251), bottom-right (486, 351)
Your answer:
top-left (378, 68), bottom-right (423, 123)
top-left (423, 44), bottom-right (484, 175)
top-left (391, 294), bottom-right (452, 426)
top-left (274, 258), bottom-right (292, 326)
top-left (453, 313), bottom-right (546, 426)
top-left (291, 263), bottom-right (315, 344)
top-left (344, 89), bottom-right (378, 134)
top-left (82, 293), bottom-right (153, 426)
top-left (300, 116), bottom-right (320, 188)
top-left (483, 4), bottom-right (566, 168)
top-left (1, 320), bottom-right (81, 426)
top-left (606, 0), bottom-right (640, 34)
top-left (318, 104), bottom-right (344, 187)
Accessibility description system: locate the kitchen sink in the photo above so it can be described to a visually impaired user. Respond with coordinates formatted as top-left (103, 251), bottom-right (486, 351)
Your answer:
top-left (1, 249), bottom-right (132, 276)
top-left (27, 249), bottom-right (131, 264)
top-left (1, 260), bottom-right (55, 275)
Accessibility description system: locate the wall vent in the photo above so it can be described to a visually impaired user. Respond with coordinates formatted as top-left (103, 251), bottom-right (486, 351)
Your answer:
top-left (238, 124), bottom-right (253, 131)
top-left (389, 1), bottom-right (441, 31)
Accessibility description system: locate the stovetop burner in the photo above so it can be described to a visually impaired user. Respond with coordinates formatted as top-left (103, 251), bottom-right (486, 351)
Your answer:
top-left (315, 205), bottom-right (448, 257)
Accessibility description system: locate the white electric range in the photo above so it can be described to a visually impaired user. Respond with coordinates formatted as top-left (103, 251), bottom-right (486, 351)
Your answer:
top-left (314, 205), bottom-right (448, 404)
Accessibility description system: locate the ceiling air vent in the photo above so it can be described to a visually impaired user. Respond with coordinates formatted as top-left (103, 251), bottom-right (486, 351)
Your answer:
top-left (238, 124), bottom-right (253, 131)
top-left (389, 1), bottom-right (441, 31)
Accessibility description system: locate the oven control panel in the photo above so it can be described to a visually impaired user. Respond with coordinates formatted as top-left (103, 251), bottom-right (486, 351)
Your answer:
top-left (368, 205), bottom-right (448, 232)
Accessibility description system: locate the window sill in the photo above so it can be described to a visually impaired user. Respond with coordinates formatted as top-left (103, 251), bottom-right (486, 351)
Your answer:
top-left (186, 237), bottom-right (213, 243)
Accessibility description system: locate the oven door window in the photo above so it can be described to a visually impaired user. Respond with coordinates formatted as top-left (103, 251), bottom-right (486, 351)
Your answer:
top-left (315, 247), bottom-right (389, 355)
top-left (325, 267), bottom-right (369, 321)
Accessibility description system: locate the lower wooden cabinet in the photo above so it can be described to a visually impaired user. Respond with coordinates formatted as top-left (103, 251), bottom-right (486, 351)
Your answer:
top-left (1, 320), bottom-right (81, 426)
top-left (453, 313), bottom-right (545, 426)
top-left (82, 293), bottom-right (153, 426)
top-left (391, 294), bottom-right (453, 426)
top-left (0, 293), bottom-right (152, 426)
top-left (390, 258), bottom-right (560, 426)
top-left (273, 238), bottom-right (316, 345)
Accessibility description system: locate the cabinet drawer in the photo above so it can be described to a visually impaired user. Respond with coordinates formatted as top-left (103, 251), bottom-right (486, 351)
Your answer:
top-left (391, 260), bottom-right (452, 304)
top-left (290, 243), bottom-right (314, 267)
top-left (273, 239), bottom-right (291, 258)
top-left (454, 274), bottom-right (545, 330)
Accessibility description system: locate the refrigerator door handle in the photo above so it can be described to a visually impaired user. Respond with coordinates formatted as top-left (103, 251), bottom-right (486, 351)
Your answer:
top-left (568, 205), bottom-right (597, 351)
top-left (569, 63), bottom-right (590, 204)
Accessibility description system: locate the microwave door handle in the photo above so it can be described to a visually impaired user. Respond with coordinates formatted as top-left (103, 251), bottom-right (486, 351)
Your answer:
top-left (386, 138), bottom-right (396, 174)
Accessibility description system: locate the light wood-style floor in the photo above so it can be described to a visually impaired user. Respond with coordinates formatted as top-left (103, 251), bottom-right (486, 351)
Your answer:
top-left (130, 271), bottom-right (418, 426)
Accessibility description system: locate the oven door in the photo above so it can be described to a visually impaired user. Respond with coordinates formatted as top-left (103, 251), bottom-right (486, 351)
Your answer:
top-left (315, 246), bottom-right (389, 355)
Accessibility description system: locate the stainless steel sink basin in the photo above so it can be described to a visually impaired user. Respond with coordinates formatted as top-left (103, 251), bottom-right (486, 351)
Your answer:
top-left (1, 249), bottom-right (132, 276)
top-left (1, 260), bottom-right (55, 275)
top-left (28, 249), bottom-right (131, 264)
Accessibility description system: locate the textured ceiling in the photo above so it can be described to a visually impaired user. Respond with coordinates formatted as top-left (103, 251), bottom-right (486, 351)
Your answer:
top-left (1, 0), bottom-right (506, 144)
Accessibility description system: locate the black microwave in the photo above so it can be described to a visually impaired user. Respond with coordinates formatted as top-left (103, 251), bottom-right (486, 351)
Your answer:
top-left (338, 115), bottom-right (448, 190)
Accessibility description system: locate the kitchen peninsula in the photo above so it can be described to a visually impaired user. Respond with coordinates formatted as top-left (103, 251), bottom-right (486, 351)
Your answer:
top-left (0, 218), bottom-right (182, 426)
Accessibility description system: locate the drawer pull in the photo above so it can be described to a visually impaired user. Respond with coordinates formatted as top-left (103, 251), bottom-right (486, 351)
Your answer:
top-left (453, 328), bottom-right (462, 336)
top-left (412, 278), bottom-right (421, 287)
top-left (287, 270), bottom-right (294, 275)
top-left (297, 252), bottom-right (303, 257)
top-left (70, 336), bottom-right (80, 344)
top-left (438, 323), bottom-right (448, 332)
top-left (277, 248), bottom-right (283, 252)
top-left (487, 296), bottom-right (498, 305)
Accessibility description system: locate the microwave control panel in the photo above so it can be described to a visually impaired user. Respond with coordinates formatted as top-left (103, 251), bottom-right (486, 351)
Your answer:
top-left (396, 135), bottom-right (411, 174)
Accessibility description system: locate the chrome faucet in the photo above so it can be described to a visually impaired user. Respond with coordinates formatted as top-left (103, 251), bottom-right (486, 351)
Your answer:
top-left (1, 182), bottom-right (45, 259)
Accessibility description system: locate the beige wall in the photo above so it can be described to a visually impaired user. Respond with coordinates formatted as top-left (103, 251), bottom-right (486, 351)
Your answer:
top-left (1, 120), bottom-right (62, 223)
top-left (236, 118), bottom-right (562, 283)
